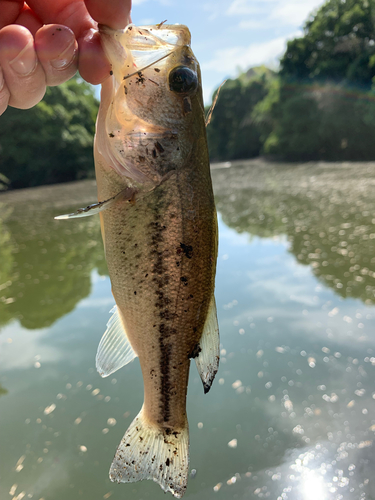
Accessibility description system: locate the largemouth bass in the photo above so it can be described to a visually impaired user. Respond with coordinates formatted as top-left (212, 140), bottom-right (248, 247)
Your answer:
top-left (57, 23), bottom-right (219, 498)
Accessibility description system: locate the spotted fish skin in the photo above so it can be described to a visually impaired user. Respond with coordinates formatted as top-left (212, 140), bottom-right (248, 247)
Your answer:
top-left (93, 24), bottom-right (219, 497)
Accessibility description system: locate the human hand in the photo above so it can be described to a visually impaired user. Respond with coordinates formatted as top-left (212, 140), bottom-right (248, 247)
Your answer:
top-left (0, 0), bottom-right (132, 115)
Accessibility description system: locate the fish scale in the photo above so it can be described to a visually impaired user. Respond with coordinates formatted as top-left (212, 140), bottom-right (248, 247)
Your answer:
top-left (99, 167), bottom-right (216, 430)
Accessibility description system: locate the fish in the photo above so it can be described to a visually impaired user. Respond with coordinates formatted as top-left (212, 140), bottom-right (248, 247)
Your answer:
top-left (56, 23), bottom-right (219, 498)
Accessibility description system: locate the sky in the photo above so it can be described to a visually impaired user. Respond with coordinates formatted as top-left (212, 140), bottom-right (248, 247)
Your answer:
top-left (125, 0), bottom-right (327, 103)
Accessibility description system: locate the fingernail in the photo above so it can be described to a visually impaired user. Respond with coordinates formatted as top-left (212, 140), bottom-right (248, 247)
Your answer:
top-left (9, 40), bottom-right (37, 75)
top-left (50, 41), bottom-right (77, 69)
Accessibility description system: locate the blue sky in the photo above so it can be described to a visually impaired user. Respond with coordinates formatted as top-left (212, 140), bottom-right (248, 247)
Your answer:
top-left (126, 0), bottom-right (326, 103)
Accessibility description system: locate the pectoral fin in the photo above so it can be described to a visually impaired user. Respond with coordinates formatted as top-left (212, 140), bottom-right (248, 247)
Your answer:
top-left (96, 305), bottom-right (138, 377)
top-left (195, 295), bottom-right (220, 394)
top-left (54, 187), bottom-right (137, 220)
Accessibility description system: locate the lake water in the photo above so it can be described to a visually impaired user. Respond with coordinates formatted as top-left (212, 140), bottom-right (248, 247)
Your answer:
top-left (1, 160), bottom-right (375, 500)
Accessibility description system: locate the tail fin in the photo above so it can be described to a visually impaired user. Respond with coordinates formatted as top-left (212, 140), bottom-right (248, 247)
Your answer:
top-left (109, 407), bottom-right (189, 498)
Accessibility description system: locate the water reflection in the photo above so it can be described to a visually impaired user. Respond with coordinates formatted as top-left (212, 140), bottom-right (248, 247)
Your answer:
top-left (0, 383), bottom-right (8, 397)
top-left (1, 160), bottom-right (373, 332)
top-left (0, 211), bottom-right (15, 327)
top-left (300, 470), bottom-right (327, 500)
top-left (1, 166), bottom-right (375, 500)
top-left (0, 182), bottom-right (107, 329)
top-left (212, 160), bottom-right (375, 305)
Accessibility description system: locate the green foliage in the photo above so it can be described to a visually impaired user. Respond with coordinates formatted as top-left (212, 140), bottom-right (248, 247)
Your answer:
top-left (206, 67), bottom-right (275, 161)
top-left (0, 196), bottom-right (106, 330)
top-left (281, 0), bottom-right (375, 86)
top-left (0, 75), bottom-right (98, 189)
top-left (206, 0), bottom-right (375, 162)
top-left (256, 81), bottom-right (375, 161)
top-left (252, 0), bottom-right (375, 161)
top-left (264, 87), bottom-right (321, 160)
top-left (252, 78), bottom-right (281, 147)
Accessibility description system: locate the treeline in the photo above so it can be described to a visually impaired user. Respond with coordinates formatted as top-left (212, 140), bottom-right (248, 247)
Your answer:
top-left (1, 0), bottom-right (375, 190)
top-left (208, 0), bottom-right (375, 162)
top-left (0, 75), bottom-right (98, 189)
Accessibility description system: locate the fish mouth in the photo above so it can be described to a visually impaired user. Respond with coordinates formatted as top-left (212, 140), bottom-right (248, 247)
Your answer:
top-left (98, 23), bottom-right (194, 82)
top-left (98, 23), bottom-right (191, 48)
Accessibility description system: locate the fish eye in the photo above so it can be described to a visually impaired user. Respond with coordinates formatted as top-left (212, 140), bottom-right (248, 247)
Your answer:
top-left (168, 66), bottom-right (198, 94)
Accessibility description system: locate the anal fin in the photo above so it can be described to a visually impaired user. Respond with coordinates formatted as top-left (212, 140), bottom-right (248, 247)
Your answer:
top-left (110, 407), bottom-right (189, 498)
top-left (96, 305), bottom-right (137, 377)
top-left (195, 295), bottom-right (220, 394)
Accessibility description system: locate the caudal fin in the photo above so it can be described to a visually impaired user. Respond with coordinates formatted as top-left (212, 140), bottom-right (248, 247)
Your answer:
top-left (110, 407), bottom-right (189, 498)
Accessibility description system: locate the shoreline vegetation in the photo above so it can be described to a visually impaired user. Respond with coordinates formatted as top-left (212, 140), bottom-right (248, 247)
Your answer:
top-left (207, 0), bottom-right (375, 163)
top-left (1, 0), bottom-right (375, 190)
top-left (0, 76), bottom-right (98, 191)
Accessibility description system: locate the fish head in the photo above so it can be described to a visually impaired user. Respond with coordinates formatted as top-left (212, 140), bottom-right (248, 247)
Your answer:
top-left (95, 24), bottom-right (205, 186)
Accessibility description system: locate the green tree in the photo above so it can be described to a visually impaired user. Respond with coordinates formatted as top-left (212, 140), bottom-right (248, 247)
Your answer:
top-left (281, 0), bottom-right (375, 86)
top-left (0, 75), bottom-right (98, 189)
top-left (253, 0), bottom-right (375, 161)
top-left (206, 67), bottom-right (275, 162)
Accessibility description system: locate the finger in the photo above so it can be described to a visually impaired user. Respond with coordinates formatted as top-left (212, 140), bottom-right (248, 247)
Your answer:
top-left (0, 25), bottom-right (46, 109)
top-left (0, 0), bottom-right (24, 28)
top-left (79, 0), bottom-right (132, 84)
top-left (0, 68), bottom-right (11, 115)
top-left (35, 24), bottom-right (78, 86)
top-left (26, 0), bottom-right (95, 37)
top-left (78, 28), bottom-right (110, 85)
top-left (25, 0), bottom-right (108, 84)
top-left (14, 4), bottom-right (43, 36)
top-left (84, 0), bottom-right (132, 29)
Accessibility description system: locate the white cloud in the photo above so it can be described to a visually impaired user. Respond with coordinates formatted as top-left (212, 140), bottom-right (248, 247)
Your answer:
top-left (227, 0), bottom-right (276, 16)
top-left (0, 321), bottom-right (61, 371)
top-left (238, 19), bottom-right (268, 30)
top-left (202, 2), bottom-right (221, 21)
top-left (270, 0), bottom-right (324, 26)
top-left (202, 83), bottom-right (216, 104)
top-left (201, 34), bottom-right (294, 74)
top-left (200, 33), bottom-right (296, 101)
top-left (227, 0), bottom-right (269, 16)
top-left (227, 0), bottom-right (325, 28)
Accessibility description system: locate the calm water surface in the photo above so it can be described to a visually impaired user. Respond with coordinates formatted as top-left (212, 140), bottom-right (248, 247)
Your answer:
top-left (1, 160), bottom-right (375, 500)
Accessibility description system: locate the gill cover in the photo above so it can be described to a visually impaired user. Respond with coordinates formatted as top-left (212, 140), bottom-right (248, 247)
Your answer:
top-left (95, 24), bottom-right (200, 186)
